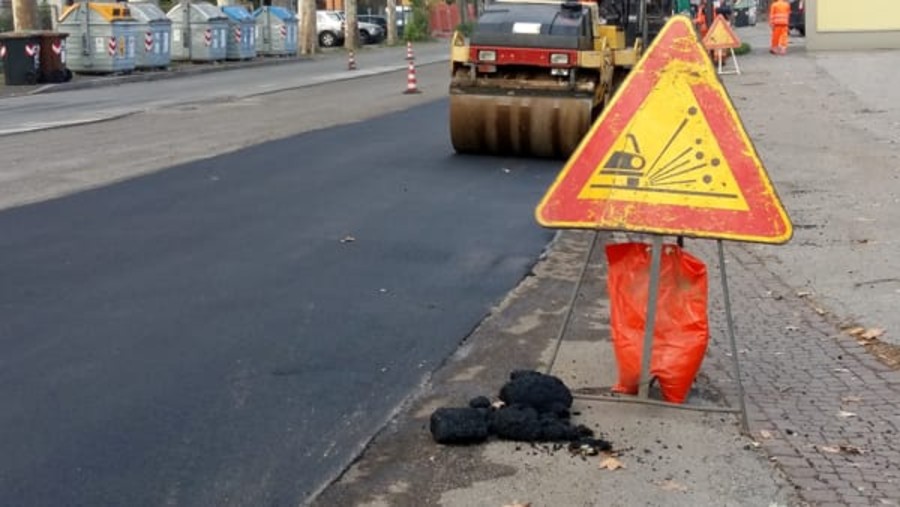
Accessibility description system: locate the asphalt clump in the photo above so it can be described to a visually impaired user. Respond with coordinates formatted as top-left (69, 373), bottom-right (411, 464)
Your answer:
top-left (430, 370), bottom-right (608, 450)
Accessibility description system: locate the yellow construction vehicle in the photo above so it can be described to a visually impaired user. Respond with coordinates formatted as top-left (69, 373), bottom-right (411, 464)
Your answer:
top-left (450, 0), bottom-right (673, 158)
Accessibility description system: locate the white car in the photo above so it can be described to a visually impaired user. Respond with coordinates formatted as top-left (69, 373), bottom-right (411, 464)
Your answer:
top-left (334, 11), bottom-right (386, 44)
top-left (316, 10), bottom-right (346, 48)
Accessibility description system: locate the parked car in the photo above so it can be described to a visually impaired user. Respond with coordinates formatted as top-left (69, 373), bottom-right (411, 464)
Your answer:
top-left (316, 10), bottom-right (345, 47)
top-left (334, 12), bottom-right (385, 44)
top-left (789, 0), bottom-right (805, 36)
top-left (358, 14), bottom-right (387, 33)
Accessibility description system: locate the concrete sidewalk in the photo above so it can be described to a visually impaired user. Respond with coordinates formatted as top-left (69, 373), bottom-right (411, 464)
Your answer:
top-left (310, 22), bottom-right (900, 507)
top-left (0, 41), bottom-right (446, 99)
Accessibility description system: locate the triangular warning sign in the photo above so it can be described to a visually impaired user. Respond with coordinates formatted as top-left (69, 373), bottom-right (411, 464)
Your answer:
top-left (535, 15), bottom-right (792, 244)
top-left (703, 14), bottom-right (742, 50)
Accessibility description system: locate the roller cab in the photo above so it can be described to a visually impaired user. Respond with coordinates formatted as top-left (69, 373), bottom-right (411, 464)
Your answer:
top-left (450, 0), bottom-right (623, 158)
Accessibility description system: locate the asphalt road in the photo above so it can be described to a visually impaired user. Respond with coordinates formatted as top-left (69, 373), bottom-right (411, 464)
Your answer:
top-left (0, 92), bottom-right (562, 505)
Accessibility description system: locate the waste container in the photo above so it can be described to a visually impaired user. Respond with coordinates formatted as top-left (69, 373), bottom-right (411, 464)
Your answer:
top-left (0, 32), bottom-right (42, 85)
top-left (167, 2), bottom-right (228, 62)
top-left (37, 31), bottom-right (72, 83)
top-left (58, 2), bottom-right (137, 74)
top-left (221, 6), bottom-right (256, 61)
top-left (128, 2), bottom-right (172, 70)
top-left (253, 6), bottom-right (297, 56)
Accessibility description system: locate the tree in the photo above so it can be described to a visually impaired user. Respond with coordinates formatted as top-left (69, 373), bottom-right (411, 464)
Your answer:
top-left (344, 0), bottom-right (358, 51)
top-left (386, 0), bottom-right (397, 45)
top-left (298, 0), bottom-right (317, 55)
top-left (12, 0), bottom-right (38, 31)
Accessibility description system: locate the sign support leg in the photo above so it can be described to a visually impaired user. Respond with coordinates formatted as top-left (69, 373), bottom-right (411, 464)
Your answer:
top-left (717, 239), bottom-right (750, 434)
top-left (730, 47), bottom-right (741, 75)
top-left (637, 235), bottom-right (663, 399)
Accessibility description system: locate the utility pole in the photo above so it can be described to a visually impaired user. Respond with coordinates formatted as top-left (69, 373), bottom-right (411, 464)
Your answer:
top-left (298, 0), bottom-right (316, 55)
top-left (344, 0), bottom-right (357, 51)
top-left (12, 0), bottom-right (39, 31)
top-left (386, 0), bottom-right (397, 45)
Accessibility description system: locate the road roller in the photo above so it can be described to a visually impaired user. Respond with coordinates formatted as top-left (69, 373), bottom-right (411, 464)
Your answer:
top-left (449, 0), bottom-right (673, 158)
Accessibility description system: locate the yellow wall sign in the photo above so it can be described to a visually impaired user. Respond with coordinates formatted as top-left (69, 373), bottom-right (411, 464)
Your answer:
top-left (535, 16), bottom-right (792, 244)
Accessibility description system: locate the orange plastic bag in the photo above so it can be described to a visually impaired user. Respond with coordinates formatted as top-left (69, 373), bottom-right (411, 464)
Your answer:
top-left (606, 242), bottom-right (709, 404)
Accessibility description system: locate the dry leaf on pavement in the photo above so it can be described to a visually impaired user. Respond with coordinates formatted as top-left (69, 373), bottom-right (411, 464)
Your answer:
top-left (841, 396), bottom-right (863, 403)
top-left (860, 328), bottom-right (885, 340)
top-left (839, 445), bottom-right (864, 455)
top-left (819, 445), bottom-right (840, 454)
top-left (836, 410), bottom-right (857, 418)
top-left (599, 455), bottom-right (625, 471)
top-left (759, 430), bottom-right (773, 439)
top-left (502, 503), bottom-right (530, 507)
top-left (796, 291), bottom-right (813, 298)
top-left (659, 479), bottom-right (688, 492)
top-left (845, 327), bottom-right (866, 337)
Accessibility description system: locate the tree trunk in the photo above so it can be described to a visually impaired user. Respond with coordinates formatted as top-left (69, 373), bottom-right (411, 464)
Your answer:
top-left (386, 0), bottom-right (397, 45)
top-left (344, 0), bottom-right (357, 51)
top-left (12, 0), bottom-right (38, 31)
top-left (298, 0), bottom-right (317, 55)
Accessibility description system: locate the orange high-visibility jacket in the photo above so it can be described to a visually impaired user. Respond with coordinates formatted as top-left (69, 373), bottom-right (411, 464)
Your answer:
top-left (770, 0), bottom-right (790, 26)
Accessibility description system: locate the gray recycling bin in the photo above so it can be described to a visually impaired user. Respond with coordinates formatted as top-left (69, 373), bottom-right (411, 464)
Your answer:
top-left (221, 6), bottom-right (256, 61)
top-left (0, 32), bottom-right (41, 85)
top-left (128, 3), bottom-right (172, 69)
top-left (253, 6), bottom-right (297, 56)
top-left (167, 2), bottom-right (228, 62)
top-left (58, 2), bottom-right (137, 74)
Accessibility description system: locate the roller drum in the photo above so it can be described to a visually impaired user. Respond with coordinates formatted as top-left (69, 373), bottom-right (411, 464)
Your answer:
top-left (449, 93), bottom-right (593, 159)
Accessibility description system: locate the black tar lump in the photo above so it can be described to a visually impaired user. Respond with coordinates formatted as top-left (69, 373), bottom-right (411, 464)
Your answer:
top-left (430, 370), bottom-right (610, 451)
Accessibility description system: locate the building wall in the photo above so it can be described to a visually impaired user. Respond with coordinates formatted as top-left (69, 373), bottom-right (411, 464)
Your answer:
top-left (808, 0), bottom-right (900, 50)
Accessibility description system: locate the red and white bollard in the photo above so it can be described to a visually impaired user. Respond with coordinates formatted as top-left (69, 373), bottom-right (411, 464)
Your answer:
top-left (405, 40), bottom-right (414, 60)
top-left (403, 59), bottom-right (421, 94)
top-left (348, 49), bottom-right (357, 71)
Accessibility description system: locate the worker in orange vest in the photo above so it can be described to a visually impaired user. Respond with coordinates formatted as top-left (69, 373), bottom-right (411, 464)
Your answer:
top-left (695, 1), bottom-right (709, 39)
top-left (769, 0), bottom-right (791, 55)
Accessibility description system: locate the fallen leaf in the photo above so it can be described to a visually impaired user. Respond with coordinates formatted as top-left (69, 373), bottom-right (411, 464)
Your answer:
top-left (599, 455), bottom-right (625, 471)
top-left (845, 326), bottom-right (867, 337)
top-left (759, 430), bottom-right (773, 439)
top-left (502, 503), bottom-right (530, 507)
top-left (842, 396), bottom-right (863, 403)
top-left (814, 307), bottom-right (828, 315)
top-left (837, 411), bottom-right (857, 418)
top-left (840, 445), bottom-right (864, 455)
top-left (659, 479), bottom-right (688, 492)
top-left (797, 291), bottom-right (813, 298)
top-left (860, 328), bottom-right (885, 340)
top-left (819, 445), bottom-right (840, 454)
top-left (340, 235), bottom-right (356, 243)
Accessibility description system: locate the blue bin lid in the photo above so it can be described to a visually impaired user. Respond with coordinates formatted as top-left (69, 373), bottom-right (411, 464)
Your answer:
top-left (252, 6), bottom-right (296, 21)
top-left (221, 5), bottom-right (252, 21)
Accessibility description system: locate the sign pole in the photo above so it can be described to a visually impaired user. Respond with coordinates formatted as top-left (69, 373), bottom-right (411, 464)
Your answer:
top-left (637, 235), bottom-right (664, 399)
top-left (717, 239), bottom-right (750, 433)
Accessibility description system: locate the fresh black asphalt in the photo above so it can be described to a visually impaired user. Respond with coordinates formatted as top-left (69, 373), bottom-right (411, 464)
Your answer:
top-left (0, 99), bottom-right (561, 506)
